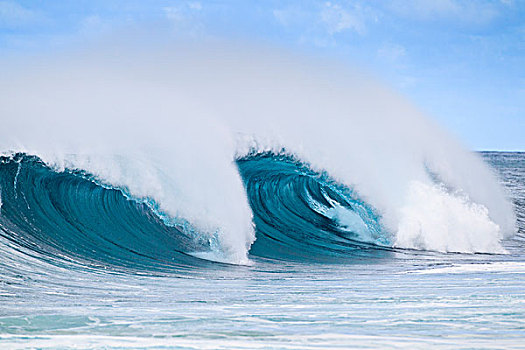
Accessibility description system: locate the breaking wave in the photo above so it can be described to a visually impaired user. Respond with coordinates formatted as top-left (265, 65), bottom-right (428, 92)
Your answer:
top-left (0, 46), bottom-right (516, 269)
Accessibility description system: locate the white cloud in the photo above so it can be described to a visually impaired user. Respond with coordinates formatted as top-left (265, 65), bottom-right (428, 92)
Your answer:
top-left (321, 2), bottom-right (365, 35)
top-left (393, 0), bottom-right (460, 18)
top-left (163, 1), bottom-right (205, 37)
top-left (388, 0), bottom-right (501, 25)
top-left (164, 1), bottom-right (203, 23)
top-left (377, 43), bottom-right (406, 62)
top-left (0, 1), bottom-right (44, 28)
top-left (78, 15), bottom-right (117, 36)
top-left (164, 6), bottom-right (185, 22)
top-left (273, 1), bottom-right (372, 40)
top-left (188, 2), bottom-right (202, 11)
top-left (272, 8), bottom-right (294, 27)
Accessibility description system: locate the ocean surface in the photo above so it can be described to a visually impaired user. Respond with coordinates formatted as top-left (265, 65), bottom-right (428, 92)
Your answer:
top-left (0, 151), bottom-right (523, 349)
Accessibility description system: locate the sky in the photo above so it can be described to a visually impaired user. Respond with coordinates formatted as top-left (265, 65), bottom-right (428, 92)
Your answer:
top-left (1, 0), bottom-right (524, 150)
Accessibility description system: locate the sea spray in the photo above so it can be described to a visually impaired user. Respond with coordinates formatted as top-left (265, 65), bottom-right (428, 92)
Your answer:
top-left (0, 45), bottom-right (516, 261)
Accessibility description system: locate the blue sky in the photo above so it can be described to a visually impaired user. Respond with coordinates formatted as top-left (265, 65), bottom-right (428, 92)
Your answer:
top-left (1, 0), bottom-right (524, 150)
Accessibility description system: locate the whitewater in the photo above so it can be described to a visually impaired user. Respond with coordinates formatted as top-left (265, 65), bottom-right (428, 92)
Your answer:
top-left (0, 47), bottom-right (516, 262)
top-left (0, 46), bottom-right (523, 349)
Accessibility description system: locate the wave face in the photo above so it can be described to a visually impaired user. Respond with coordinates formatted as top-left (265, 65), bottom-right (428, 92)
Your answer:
top-left (0, 154), bottom-right (213, 271)
top-left (238, 153), bottom-right (391, 261)
top-left (0, 150), bottom-right (510, 270)
top-left (0, 152), bottom-right (391, 270)
top-left (0, 46), bottom-right (517, 264)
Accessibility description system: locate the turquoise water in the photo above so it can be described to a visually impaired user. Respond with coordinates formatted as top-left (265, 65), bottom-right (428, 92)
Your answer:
top-left (0, 152), bottom-right (524, 349)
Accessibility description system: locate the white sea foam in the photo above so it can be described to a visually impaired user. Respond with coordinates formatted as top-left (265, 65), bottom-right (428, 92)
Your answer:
top-left (408, 261), bottom-right (525, 274)
top-left (395, 181), bottom-right (505, 253)
top-left (0, 44), bottom-right (516, 262)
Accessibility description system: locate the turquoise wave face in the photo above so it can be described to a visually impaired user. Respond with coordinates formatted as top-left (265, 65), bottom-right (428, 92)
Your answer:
top-left (238, 153), bottom-right (391, 262)
top-left (0, 154), bottom-right (213, 273)
top-left (0, 153), bottom-right (392, 272)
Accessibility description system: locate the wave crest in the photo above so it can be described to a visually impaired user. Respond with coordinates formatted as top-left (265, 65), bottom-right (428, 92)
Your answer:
top-left (0, 47), bottom-right (516, 264)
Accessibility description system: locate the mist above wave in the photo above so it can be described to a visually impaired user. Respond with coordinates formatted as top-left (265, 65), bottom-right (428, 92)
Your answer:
top-left (0, 44), bottom-right (516, 262)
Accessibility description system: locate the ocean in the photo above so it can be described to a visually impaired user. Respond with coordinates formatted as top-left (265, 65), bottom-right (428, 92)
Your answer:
top-left (0, 151), bottom-right (523, 349)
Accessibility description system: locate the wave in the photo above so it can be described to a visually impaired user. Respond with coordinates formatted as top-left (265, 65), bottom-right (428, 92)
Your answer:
top-left (238, 152), bottom-right (392, 261)
top-left (0, 46), bottom-right (516, 267)
top-left (0, 149), bottom-right (511, 270)
top-left (0, 152), bottom-right (391, 270)
top-left (0, 153), bottom-right (214, 272)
